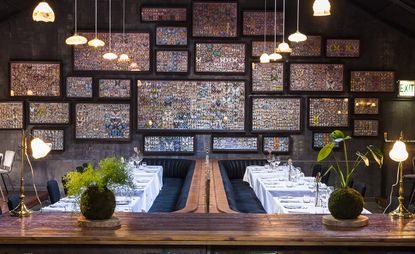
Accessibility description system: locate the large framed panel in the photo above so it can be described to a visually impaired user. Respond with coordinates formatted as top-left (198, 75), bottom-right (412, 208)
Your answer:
top-left (195, 42), bottom-right (246, 73)
top-left (9, 61), bottom-right (61, 98)
top-left (143, 135), bottom-right (195, 155)
top-left (308, 97), bottom-right (349, 128)
top-left (242, 11), bottom-right (282, 36)
top-left (0, 101), bottom-right (24, 129)
top-left (75, 103), bottom-right (131, 141)
top-left (141, 7), bottom-right (187, 22)
top-left (211, 136), bottom-right (258, 153)
top-left (289, 63), bottom-right (344, 92)
top-left (251, 62), bottom-right (284, 93)
top-left (32, 128), bottom-right (65, 151)
top-left (28, 102), bottom-right (70, 125)
top-left (192, 2), bottom-right (238, 38)
top-left (263, 136), bottom-right (291, 154)
top-left (251, 97), bottom-right (302, 133)
top-left (350, 71), bottom-right (395, 92)
top-left (137, 80), bottom-right (245, 132)
top-left (73, 32), bottom-right (150, 72)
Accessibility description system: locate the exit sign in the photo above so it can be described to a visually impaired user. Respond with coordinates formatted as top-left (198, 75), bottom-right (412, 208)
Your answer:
top-left (398, 80), bottom-right (415, 98)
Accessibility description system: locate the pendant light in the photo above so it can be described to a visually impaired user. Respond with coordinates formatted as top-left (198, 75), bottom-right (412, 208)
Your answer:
top-left (313, 0), bottom-right (331, 16)
top-left (269, 0), bottom-right (282, 61)
top-left (32, 1), bottom-right (55, 22)
top-left (276, 0), bottom-right (292, 53)
top-left (103, 0), bottom-right (118, 60)
top-left (65, 0), bottom-right (87, 45)
top-left (118, 0), bottom-right (130, 62)
top-left (260, 0), bottom-right (270, 63)
top-left (288, 0), bottom-right (307, 42)
top-left (88, 0), bottom-right (105, 48)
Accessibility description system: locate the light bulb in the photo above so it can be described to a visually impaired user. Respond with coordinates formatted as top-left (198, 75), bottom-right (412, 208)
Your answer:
top-left (118, 54), bottom-right (130, 62)
top-left (288, 31), bottom-right (308, 42)
top-left (269, 52), bottom-right (283, 61)
top-left (389, 140), bottom-right (408, 162)
top-left (313, 0), bottom-right (331, 16)
top-left (65, 34), bottom-right (88, 45)
top-left (33, 1), bottom-right (55, 22)
top-left (88, 38), bottom-right (105, 47)
top-left (103, 52), bottom-right (118, 60)
top-left (276, 42), bottom-right (292, 53)
top-left (260, 53), bottom-right (270, 63)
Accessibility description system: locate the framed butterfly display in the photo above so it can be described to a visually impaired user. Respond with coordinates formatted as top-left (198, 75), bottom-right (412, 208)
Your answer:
top-left (211, 135), bottom-right (259, 153)
top-left (143, 135), bottom-right (195, 155)
top-left (251, 62), bottom-right (284, 93)
top-left (263, 136), bottom-right (290, 154)
top-left (32, 128), bottom-right (65, 151)
top-left (0, 101), bottom-right (24, 129)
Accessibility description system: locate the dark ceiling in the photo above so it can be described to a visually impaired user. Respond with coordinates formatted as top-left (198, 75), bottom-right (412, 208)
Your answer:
top-left (0, 0), bottom-right (414, 37)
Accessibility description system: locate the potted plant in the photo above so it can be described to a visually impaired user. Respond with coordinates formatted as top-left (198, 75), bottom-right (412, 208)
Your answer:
top-left (317, 130), bottom-right (383, 221)
top-left (65, 156), bottom-right (134, 221)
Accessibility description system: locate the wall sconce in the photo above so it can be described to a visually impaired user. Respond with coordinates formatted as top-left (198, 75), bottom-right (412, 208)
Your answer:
top-left (384, 131), bottom-right (414, 219)
top-left (10, 130), bottom-right (51, 217)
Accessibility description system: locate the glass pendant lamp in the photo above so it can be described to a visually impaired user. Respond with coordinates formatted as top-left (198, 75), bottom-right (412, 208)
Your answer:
top-left (88, 0), bottom-right (105, 48)
top-left (269, 0), bottom-right (282, 61)
top-left (65, 0), bottom-right (87, 45)
top-left (276, 0), bottom-right (292, 53)
top-left (118, 0), bottom-right (130, 62)
top-left (103, 0), bottom-right (118, 60)
top-left (260, 0), bottom-right (270, 63)
top-left (313, 0), bottom-right (331, 16)
top-left (288, 0), bottom-right (307, 42)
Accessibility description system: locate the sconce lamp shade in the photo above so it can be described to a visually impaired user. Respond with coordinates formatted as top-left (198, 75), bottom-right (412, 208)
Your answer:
top-left (88, 38), bottom-right (105, 47)
top-left (260, 53), bottom-right (270, 63)
top-left (65, 34), bottom-right (88, 45)
top-left (33, 1), bottom-right (55, 22)
top-left (389, 140), bottom-right (408, 162)
top-left (288, 31), bottom-right (307, 42)
top-left (31, 138), bottom-right (52, 159)
top-left (313, 0), bottom-right (331, 16)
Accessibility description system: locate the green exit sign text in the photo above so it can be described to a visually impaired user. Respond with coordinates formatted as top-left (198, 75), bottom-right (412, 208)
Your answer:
top-left (398, 80), bottom-right (415, 98)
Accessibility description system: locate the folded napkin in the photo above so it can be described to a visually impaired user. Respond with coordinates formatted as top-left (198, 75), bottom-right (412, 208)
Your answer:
top-left (283, 204), bottom-right (306, 210)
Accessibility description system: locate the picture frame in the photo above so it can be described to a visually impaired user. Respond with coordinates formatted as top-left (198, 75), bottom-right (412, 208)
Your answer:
top-left (9, 61), bottom-right (61, 98)
top-left (211, 135), bottom-right (259, 153)
top-left (242, 11), bottom-right (282, 36)
top-left (73, 32), bottom-right (151, 72)
top-left (312, 132), bottom-right (340, 150)
top-left (353, 98), bottom-right (380, 115)
top-left (140, 6), bottom-right (187, 22)
top-left (353, 119), bottom-right (379, 137)
top-left (195, 42), bottom-right (247, 74)
top-left (251, 40), bottom-right (274, 58)
top-left (291, 35), bottom-right (322, 57)
top-left (143, 135), bottom-right (195, 155)
top-left (308, 97), bottom-right (349, 128)
top-left (66, 76), bottom-right (93, 99)
top-left (289, 63), bottom-right (344, 92)
top-left (251, 62), bottom-right (284, 93)
top-left (156, 50), bottom-right (189, 73)
top-left (262, 136), bottom-right (291, 154)
top-left (136, 79), bottom-right (246, 133)
top-left (251, 96), bottom-right (303, 133)
top-left (155, 26), bottom-right (188, 46)
top-left (28, 102), bottom-right (70, 125)
top-left (74, 102), bottom-right (131, 141)
top-left (31, 127), bottom-right (65, 151)
top-left (97, 78), bottom-right (132, 99)
top-left (0, 101), bottom-right (24, 130)
top-left (192, 1), bottom-right (238, 38)
top-left (350, 71), bottom-right (395, 93)
top-left (326, 38), bottom-right (360, 58)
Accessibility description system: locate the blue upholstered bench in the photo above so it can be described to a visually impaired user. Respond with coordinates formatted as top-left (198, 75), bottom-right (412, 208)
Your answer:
top-left (218, 160), bottom-right (267, 214)
top-left (143, 158), bottom-right (195, 213)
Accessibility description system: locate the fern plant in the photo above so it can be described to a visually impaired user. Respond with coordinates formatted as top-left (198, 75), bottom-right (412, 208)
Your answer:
top-left (317, 130), bottom-right (384, 188)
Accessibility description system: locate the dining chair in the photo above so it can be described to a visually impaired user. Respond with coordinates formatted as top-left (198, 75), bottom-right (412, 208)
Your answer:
top-left (7, 194), bottom-right (19, 211)
top-left (311, 164), bottom-right (331, 185)
top-left (47, 180), bottom-right (61, 204)
top-left (0, 150), bottom-right (16, 193)
top-left (403, 157), bottom-right (415, 206)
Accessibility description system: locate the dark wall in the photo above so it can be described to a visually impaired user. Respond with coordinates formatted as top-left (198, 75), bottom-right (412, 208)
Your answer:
top-left (0, 0), bottom-right (414, 198)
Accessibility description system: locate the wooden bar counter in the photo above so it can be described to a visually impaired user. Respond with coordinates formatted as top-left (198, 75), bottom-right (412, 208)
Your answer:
top-left (0, 212), bottom-right (414, 253)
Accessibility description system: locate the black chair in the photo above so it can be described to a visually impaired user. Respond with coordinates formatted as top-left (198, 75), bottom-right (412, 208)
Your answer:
top-left (61, 175), bottom-right (68, 196)
top-left (47, 180), bottom-right (61, 204)
top-left (352, 181), bottom-right (367, 197)
top-left (311, 164), bottom-right (331, 185)
top-left (76, 166), bottom-right (84, 173)
top-left (7, 194), bottom-right (19, 211)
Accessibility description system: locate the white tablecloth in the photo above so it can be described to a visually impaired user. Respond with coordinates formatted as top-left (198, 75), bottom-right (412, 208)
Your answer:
top-left (42, 165), bottom-right (163, 213)
top-left (243, 165), bottom-right (370, 215)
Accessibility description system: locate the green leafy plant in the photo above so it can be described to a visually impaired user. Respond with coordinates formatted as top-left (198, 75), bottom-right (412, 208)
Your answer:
top-left (317, 130), bottom-right (384, 188)
top-left (65, 156), bottom-right (134, 196)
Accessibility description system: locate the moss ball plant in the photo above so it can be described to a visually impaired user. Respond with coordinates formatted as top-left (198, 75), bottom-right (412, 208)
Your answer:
top-left (80, 186), bottom-right (116, 220)
top-left (328, 187), bottom-right (364, 219)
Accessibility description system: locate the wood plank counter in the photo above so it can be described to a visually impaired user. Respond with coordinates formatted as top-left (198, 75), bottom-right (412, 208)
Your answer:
top-left (0, 213), bottom-right (414, 248)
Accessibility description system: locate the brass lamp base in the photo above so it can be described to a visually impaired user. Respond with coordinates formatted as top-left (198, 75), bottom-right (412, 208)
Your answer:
top-left (389, 205), bottom-right (413, 219)
top-left (9, 201), bottom-right (32, 217)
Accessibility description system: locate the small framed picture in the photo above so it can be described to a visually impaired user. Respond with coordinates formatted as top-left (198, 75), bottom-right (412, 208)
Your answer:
top-left (156, 50), bottom-right (189, 73)
top-left (97, 79), bottom-right (131, 99)
top-left (353, 98), bottom-right (380, 115)
top-left (211, 135), bottom-right (259, 153)
top-left (312, 132), bottom-right (340, 150)
top-left (326, 39), bottom-right (360, 58)
top-left (28, 102), bottom-right (70, 125)
top-left (32, 128), bottom-right (65, 151)
top-left (66, 76), bottom-right (93, 98)
top-left (0, 101), bottom-right (24, 129)
top-left (353, 120), bottom-right (379, 137)
top-left (143, 135), bottom-right (195, 155)
top-left (263, 136), bottom-right (290, 154)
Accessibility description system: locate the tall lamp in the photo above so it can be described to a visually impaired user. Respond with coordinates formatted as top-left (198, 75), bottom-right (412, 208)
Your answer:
top-left (385, 131), bottom-right (414, 219)
top-left (10, 130), bottom-right (51, 217)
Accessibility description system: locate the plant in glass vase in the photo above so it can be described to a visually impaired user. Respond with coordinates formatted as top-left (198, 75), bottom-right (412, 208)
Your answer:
top-left (317, 130), bottom-right (383, 220)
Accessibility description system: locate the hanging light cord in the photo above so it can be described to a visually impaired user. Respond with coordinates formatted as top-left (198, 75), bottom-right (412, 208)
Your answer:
top-left (263, 0), bottom-right (267, 52)
top-left (282, 0), bottom-right (286, 43)
top-left (123, 0), bottom-right (126, 44)
top-left (94, 0), bottom-right (98, 37)
top-left (296, 0), bottom-right (300, 31)
top-left (74, 0), bottom-right (78, 34)
top-left (109, 0), bottom-right (112, 51)
top-left (273, 0), bottom-right (277, 50)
